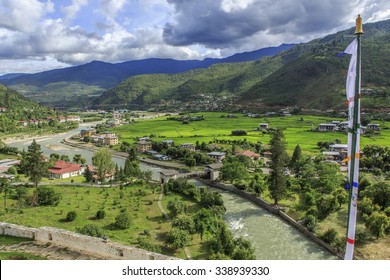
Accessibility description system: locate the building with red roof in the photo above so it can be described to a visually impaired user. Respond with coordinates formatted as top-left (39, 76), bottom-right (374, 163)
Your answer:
top-left (48, 160), bottom-right (84, 179)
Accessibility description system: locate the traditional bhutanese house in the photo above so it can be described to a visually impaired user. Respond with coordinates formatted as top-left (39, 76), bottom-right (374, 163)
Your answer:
top-left (205, 163), bottom-right (223, 181)
top-left (48, 160), bottom-right (84, 179)
top-left (259, 123), bottom-right (269, 130)
top-left (159, 170), bottom-right (178, 184)
top-left (367, 123), bottom-right (380, 130)
top-left (318, 123), bottom-right (337, 132)
top-left (207, 152), bottom-right (226, 162)
top-left (180, 143), bottom-right (195, 152)
top-left (162, 140), bottom-right (174, 146)
top-left (86, 165), bottom-right (115, 183)
top-left (80, 127), bottom-right (96, 137)
top-left (339, 121), bottom-right (349, 130)
top-left (58, 116), bottom-right (67, 123)
top-left (137, 140), bottom-right (152, 153)
top-left (262, 151), bottom-right (272, 158)
top-left (237, 150), bottom-right (260, 160)
top-left (103, 135), bottom-right (119, 146)
top-left (66, 115), bottom-right (81, 122)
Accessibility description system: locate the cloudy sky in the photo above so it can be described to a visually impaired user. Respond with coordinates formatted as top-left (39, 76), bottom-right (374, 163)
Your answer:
top-left (1, 0), bottom-right (389, 75)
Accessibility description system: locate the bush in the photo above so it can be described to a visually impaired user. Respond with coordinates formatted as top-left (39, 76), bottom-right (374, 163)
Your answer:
top-left (320, 228), bottom-right (340, 246)
top-left (304, 214), bottom-right (317, 232)
top-left (96, 209), bottom-right (106, 220)
top-left (113, 212), bottom-right (132, 229)
top-left (231, 130), bottom-right (247, 136)
top-left (34, 186), bottom-right (61, 206)
top-left (77, 224), bottom-right (105, 238)
top-left (66, 211), bottom-right (77, 222)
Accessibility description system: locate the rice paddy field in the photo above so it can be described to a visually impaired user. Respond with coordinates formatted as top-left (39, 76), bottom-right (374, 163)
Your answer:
top-left (113, 112), bottom-right (390, 155)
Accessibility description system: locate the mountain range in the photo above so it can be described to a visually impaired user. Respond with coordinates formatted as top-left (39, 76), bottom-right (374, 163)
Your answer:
top-left (94, 19), bottom-right (390, 112)
top-left (0, 44), bottom-right (293, 108)
top-left (2, 19), bottom-right (390, 112)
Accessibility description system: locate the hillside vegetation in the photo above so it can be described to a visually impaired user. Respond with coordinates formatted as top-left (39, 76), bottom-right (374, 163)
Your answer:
top-left (95, 19), bottom-right (390, 111)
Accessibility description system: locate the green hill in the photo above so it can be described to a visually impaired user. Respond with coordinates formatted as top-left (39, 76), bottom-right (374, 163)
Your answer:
top-left (93, 19), bottom-right (390, 112)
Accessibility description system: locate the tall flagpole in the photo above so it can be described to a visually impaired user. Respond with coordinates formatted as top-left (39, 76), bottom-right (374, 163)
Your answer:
top-left (344, 15), bottom-right (363, 260)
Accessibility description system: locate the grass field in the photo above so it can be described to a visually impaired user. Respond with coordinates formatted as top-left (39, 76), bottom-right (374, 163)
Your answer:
top-left (113, 112), bottom-right (390, 155)
top-left (0, 183), bottom-right (212, 259)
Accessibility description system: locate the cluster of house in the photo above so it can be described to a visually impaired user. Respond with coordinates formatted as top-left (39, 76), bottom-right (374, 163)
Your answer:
top-left (47, 160), bottom-right (113, 182)
top-left (0, 159), bottom-right (20, 179)
top-left (318, 121), bottom-right (380, 133)
top-left (80, 128), bottom-right (119, 146)
top-left (18, 115), bottom-right (81, 127)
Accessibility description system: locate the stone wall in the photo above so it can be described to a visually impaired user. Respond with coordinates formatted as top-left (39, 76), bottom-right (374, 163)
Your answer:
top-left (0, 223), bottom-right (177, 260)
top-left (200, 179), bottom-right (342, 259)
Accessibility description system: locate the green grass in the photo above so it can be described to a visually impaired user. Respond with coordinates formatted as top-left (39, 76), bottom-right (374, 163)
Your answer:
top-left (0, 235), bottom-right (32, 246)
top-left (0, 183), bottom-right (209, 259)
top-left (113, 113), bottom-right (390, 155)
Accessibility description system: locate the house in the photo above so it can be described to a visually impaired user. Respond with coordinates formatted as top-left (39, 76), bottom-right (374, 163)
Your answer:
top-left (103, 135), bottom-right (119, 146)
top-left (205, 163), bottom-right (223, 181)
top-left (112, 112), bottom-right (122, 119)
top-left (318, 123), bottom-right (337, 132)
top-left (86, 165), bottom-right (115, 183)
top-left (259, 123), bottom-right (269, 130)
top-left (339, 122), bottom-right (349, 130)
top-left (160, 170), bottom-right (178, 184)
top-left (0, 107), bottom-right (7, 112)
top-left (180, 143), bottom-right (195, 152)
top-left (162, 140), bottom-right (174, 146)
top-left (329, 144), bottom-right (348, 152)
top-left (207, 152), bottom-right (226, 162)
top-left (80, 127), bottom-right (96, 138)
top-left (66, 115), bottom-right (81, 122)
top-left (137, 141), bottom-right (152, 153)
top-left (237, 150), bottom-right (260, 160)
top-left (58, 116), bottom-right (67, 123)
top-left (367, 123), bottom-right (380, 130)
top-left (48, 160), bottom-right (84, 179)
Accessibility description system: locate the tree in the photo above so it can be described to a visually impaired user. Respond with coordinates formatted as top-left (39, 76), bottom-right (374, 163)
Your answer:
top-left (220, 161), bottom-right (249, 183)
top-left (0, 178), bottom-right (11, 208)
top-left (23, 140), bottom-right (47, 187)
top-left (365, 211), bottom-right (389, 239)
top-left (60, 155), bottom-right (70, 162)
top-left (140, 170), bottom-right (152, 184)
top-left (268, 129), bottom-right (288, 205)
top-left (83, 167), bottom-right (94, 183)
top-left (165, 228), bottom-right (190, 249)
top-left (167, 200), bottom-right (186, 217)
top-left (92, 148), bottom-right (115, 182)
top-left (34, 186), bottom-right (61, 206)
top-left (124, 152), bottom-right (141, 179)
top-left (113, 212), bottom-right (132, 229)
top-left (77, 224), bottom-right (105, 238)
top-left (361, 182), bottom-right (390, 210)
top-left (73, 154), bottom-right (86, 164)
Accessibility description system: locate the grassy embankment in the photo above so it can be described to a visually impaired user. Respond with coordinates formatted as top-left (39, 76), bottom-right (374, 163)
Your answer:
top-left (113, 112), bottom-right (390, 155)
top-left (0, 235), bottom-right (46, 260)
top-left (0, 183), bottom-right (212, 259)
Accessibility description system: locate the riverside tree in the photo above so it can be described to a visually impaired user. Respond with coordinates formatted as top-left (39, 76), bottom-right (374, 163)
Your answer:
top-left (92, 148), bottom-right (115, 182)
top-left (268, 129), bottom-right (289, 205)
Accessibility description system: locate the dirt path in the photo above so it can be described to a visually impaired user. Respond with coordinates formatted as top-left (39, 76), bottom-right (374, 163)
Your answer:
top-left (157, 186), bottom-right (192, 260)
top-left (0, 241), bottom-right (111, 260)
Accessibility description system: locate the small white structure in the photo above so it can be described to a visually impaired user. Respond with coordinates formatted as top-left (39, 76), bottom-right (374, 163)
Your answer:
top-left (48, 160), bottom-right (84, 179)
top-left (367, 123), bottom-right (380, 130)
top-left (259, 123), bottom-right (269, 130)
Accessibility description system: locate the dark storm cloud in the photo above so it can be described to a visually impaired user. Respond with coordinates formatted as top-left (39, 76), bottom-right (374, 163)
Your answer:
top-left (163, 0), bottom-right (361, 47)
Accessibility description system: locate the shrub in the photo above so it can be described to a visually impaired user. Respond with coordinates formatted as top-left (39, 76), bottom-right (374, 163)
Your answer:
top-left (96, 209), bottom-right (106, 220)
top-left (34, 186), bottom-right (61, 206)
top-left (304, 214), bottom-right (317, 232)
top-left (113, 212), bottom-right (131, 229)
top-left (66, 211), bottom-right (77, 222)
top-left (77, 224), bottom-right (105, 238)
top-left (320, 228), bottom-right (340, 246)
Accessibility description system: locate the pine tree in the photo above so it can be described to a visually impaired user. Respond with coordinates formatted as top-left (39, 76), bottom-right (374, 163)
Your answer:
top-left (24, 139), bottom-right (47, 187)
top-left (268, 129), bottom-right (289, 205)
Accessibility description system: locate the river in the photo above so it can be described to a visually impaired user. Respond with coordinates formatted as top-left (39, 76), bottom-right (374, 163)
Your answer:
top-left (8, 124), bottom-right (336, 259)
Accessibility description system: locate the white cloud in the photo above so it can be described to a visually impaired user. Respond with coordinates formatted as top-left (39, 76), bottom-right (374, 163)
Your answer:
top-left (220, 0), bottom-right (254, 13)
top-left (98, 0), bottom-right (127, 20)
top-left (0, 0), bottom-right (54, 32)
top-left (61, 0), bottom-right (89, 21)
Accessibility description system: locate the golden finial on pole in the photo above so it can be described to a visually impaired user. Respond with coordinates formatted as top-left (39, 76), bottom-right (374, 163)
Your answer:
top-left (355, 14), bottom-right (364, 34)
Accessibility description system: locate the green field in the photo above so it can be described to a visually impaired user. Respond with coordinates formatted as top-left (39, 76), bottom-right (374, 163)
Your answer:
top-left (113, 113), bottom-right (390, 154)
